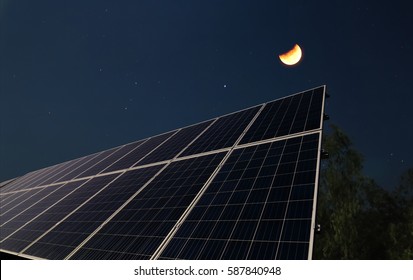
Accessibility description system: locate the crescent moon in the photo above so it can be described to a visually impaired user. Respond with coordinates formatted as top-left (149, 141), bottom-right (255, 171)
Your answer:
top-left (279, 44), bottom-right (302, 66)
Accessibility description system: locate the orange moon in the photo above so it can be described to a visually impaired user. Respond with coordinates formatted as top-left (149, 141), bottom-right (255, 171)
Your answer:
top-left (279, 44), bottom-right (302, 65)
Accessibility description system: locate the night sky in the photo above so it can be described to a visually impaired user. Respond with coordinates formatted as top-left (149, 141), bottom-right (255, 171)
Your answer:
top-left (1, 1), bottom-right (412, 188)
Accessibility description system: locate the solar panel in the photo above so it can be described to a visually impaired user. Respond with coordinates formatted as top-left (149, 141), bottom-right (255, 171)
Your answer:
top-left (137, 120), bottom-right (214, 165)
top-left (179, 105), bottom-right (261, 157)
top-left (157, 133), bottom-right (320, 260)
top-left (0, 85), bottom-right (326, 260)
top-left (0, 176), bottom-right (116, 255)
top-left (70, 153), bottom-right (225, 260)
top-left (76, 142), bottom-right (143, 178)
top-left (240, 87), bottom-right (324, 144)
top-left (2, 168), bottom-right (50, 193)
top-left (23, 166), bottom-right (164, 259)
top-left (101, 132), bottom-right (176, 173)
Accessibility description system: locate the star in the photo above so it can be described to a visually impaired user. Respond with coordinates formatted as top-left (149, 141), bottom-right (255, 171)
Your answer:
top-left (223, 84), bottom-right (227, 88)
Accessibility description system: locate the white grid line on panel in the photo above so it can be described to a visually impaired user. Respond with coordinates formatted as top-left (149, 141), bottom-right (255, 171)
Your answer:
top-left (274, 136), bottom-right (305, 258)
top-left (2, 167), bottom-right (50, 193)
top-left (64, 120), bottom-right (219, 259)
top-left (17, 163), bottom-right (68, 191)
top-left (127, 129), bottom-right (182, 168)
top-left (0, 187), bottom-right (47, 218)
top-left (73, 146), bottom-right (125, 179)
top-left (1, 171), bottom-right (38, 192)
top-left (244, 140), bottom-right (289, 258)
top-left (150, 103), bottom-right (267, 259)
top-left (0, 183), bottom-right (67, 228)
top-left (0, 190), bottom-right (31, 209)
top-left (302, 88), bottom-right (315, 133)
top-left (234, 128), bottom-right (322, 151)
top-left (99, 137), bottom-right (152, 174)
top-left (19, 174), bottom-right (124, 255)
top-left (43, 156), bottom-right (96, 185)
top-left (287, 92), bottom-right (305, 134)
top-left (49, 151), bottom-right (105, 184)
top-left (29, 159), bottom-right (82, 188)
top-left (64, 165), bottom-right (170, 259)
top-left (0, 180), bottom-right (91, 243)
top-left (152, 129), bottom-right (322, 259)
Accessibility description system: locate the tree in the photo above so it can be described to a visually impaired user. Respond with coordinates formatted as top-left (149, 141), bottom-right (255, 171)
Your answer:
top-left (314, 124), bottom-right (413, 259)
top-left (386, 168), bottom-right (413, 259)
top-left (314, 124), bottom-right (365, 259)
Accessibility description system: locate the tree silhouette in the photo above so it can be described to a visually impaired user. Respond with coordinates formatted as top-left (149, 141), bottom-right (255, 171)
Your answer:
top-left (314, 124), bottom-right (413, 259)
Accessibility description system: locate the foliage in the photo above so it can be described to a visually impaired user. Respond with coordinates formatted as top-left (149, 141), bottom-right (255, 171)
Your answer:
top-left (314, 124), bottom-right (413, 259)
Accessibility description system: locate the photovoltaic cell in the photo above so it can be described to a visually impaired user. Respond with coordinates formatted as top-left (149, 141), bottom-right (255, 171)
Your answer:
top-left (52, 153), bottom-right (101, 183)
top-left (0, 171), bottom-right (36, 192)
top-left (0, 181), bottom-right (91, 252)
top-left (17, 175), bottom-right (118, 258)
top-left (240, 86), bottom-right (324, 144)
top-left (70, 152), bottom-right (226, 260)
top-left (22, 166), bottom-right (163, 259)
top-left (13, 163), bottom-right (70, 191)
top-left (0, 184), bottom-right (63, 230)
top-left (179, 106), bottom-right (261, 157)
top-left (2, 168), bottom-right (50, 193)
top-left (1, 188), bottom-right (47, 218)
top-left (159, 133), bottom-right (320, 260)
top-left (102, 131), bottom-right (176, 173)
top-left (77, 141), bottom-right (145, 178)
top-left (137, 120), bottom-right (213, 165)
top-left (38, 158), bottom-right (92, 187)
top-left (0, 192), bottom-right (27, 208)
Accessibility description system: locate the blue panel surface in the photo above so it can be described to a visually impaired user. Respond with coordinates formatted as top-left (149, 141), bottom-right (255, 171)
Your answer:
top-left (159, 133), bottom-right (320, 260)
top-left (22, 166), bottom-right (162, 259)
top-left (70, 152), bottom-right (225, 260)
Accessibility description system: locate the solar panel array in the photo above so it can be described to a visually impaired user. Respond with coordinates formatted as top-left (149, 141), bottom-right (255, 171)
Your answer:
top-left (0, 85), bottom-right (326, 260)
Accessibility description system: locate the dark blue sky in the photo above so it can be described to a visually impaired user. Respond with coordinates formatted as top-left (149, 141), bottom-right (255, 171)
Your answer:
top-left (1, 0), bottom-right (412, 187)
